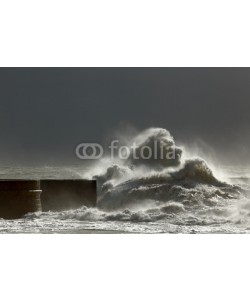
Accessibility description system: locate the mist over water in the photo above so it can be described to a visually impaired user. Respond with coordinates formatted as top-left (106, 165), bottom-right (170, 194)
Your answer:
top-left (1, 127), bottom-right (250, 233)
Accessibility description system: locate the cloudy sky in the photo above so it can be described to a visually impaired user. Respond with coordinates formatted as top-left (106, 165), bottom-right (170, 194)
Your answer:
top-left (0, 68), bottom-right (249, 165)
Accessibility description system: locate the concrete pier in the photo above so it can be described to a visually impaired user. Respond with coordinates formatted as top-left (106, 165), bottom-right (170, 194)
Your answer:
top-left (41, 179), bottom-right (97, 212)
top-left (0, 180), bottom-right (42, 219)
top-left (0, 179), bottom-right (97, 218)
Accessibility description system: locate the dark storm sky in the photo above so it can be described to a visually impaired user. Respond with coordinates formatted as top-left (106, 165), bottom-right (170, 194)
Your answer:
top-left (0, 68), bottom-right (249, 165)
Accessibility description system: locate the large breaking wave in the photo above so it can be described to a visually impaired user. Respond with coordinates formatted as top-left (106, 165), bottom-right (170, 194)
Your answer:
top-left (91, 128), bottom-right (241, 212)
top-left (25, 128), bottom-right (247, 231)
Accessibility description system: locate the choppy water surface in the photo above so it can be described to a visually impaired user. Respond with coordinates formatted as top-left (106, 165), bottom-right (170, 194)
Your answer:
top-left (1, 128), bottom-right (250, 234)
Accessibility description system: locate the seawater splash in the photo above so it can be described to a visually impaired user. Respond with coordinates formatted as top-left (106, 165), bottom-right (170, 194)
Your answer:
top-left (84, 128), bottom-right (242, 211)
top-left (18, 127), bottom-right (250, 233)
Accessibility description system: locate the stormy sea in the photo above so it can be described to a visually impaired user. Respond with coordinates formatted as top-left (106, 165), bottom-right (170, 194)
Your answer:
top-left (1, 128), bottom-right (250, 234)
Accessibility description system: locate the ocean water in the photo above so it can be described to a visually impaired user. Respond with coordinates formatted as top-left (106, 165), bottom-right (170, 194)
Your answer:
top-left (1, 128), bottom-right (250, 234)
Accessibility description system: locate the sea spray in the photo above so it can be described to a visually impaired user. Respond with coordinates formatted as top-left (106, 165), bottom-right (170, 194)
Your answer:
top-left (78, 127), bottom-right (241, 211)
top-left (21, 127), bottom-right (247, 233)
